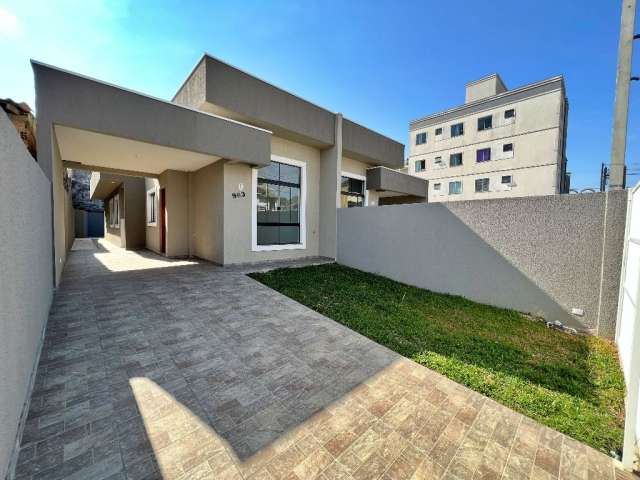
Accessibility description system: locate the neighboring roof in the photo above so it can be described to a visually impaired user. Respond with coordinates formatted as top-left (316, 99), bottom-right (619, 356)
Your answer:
top-left (0, 98), bottom-right (33, 116)
top-left (173, 53), bottom-right (405, 168)
top-left (410, 75), bottom-right (565, 131)
top-left (465, 73), bottom-right (507, 90)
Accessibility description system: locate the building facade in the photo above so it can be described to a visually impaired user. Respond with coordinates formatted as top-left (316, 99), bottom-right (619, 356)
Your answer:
top-left (33, 54), bottom-right (427, 283)
top-left (408, 74), bottom-right (570, 202)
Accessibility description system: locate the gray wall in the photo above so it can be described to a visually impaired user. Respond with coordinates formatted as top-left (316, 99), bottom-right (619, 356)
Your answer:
top-left (342, 118), bottom-right (405, 169)
top-left (0, 111), bottom-right (53, 478)
top-left (337, 192), bottom-right (627, 337)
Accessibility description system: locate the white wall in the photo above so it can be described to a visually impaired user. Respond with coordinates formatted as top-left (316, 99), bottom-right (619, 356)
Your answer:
top-left (0, 111), bottom-right (53, 478)
top-left (616, 183), bottom-right (640, 470)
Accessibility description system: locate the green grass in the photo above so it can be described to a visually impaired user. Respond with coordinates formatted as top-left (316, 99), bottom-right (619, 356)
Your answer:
top-left (249, 263), bottom-right (625, 455)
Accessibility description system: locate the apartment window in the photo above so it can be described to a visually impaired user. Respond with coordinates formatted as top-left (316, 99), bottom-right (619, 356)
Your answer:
top-left (433, 183), bottom-right (441, 192)
top-left (502, 143), bottom-right (514, 159)
top-left (477, 115), bottom-right (493, 131)
top-left (146, 190), bottom-right (157, 225)
top-left (415, 159), bottom-right (426, 172)
top-left (450, 123), bottom-right (464, 137)
top-left (416, 132), bottom-right (427, 145)
top-left (504, 109), bottom-right (516, 124)
top-left (449, 153), bottom-right (463, 167)
top-left (449, 181), bottom-right (462, 195)
top-left (109, 194), bottom-right (119, 228)
top-left (501, 175), bottom-right (513, 185)
top-left (475, 178), bottom-right (490, 193)
top-left (435, 127), bottom-right (443, 139)
top-left (476, 148), bottom-right (491, 162)
top-left (434, 156), bottom-right (444, 168)
top-left (341, 176), bottom-right (366, 208)
top-left (256, 160), bottom-right (301, 246)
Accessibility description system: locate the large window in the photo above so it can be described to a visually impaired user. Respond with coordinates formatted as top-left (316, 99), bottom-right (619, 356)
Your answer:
top-left (256, 160), bottom-right (301, 246)
top-left (415, 132), bottom-right (427, 145)
top-left (415, 159), bottom-right (426, 173)
top-left (341, 176), bottom-right (365, 208)
top-left (450, 122), bottom-right (464, 137)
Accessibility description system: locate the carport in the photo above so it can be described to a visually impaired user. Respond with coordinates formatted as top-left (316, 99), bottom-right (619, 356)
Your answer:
top-left (32, 60), bottom-right (272, 285)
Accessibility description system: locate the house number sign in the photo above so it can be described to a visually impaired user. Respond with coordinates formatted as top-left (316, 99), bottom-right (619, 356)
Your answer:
top-left (231, 183), bottom-right (246, 199)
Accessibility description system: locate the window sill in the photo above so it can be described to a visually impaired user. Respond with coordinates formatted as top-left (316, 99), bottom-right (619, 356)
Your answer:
top-left (252, 243), bottom-right (306, 252)
top-left (147, 222), bottom-right (157, 227)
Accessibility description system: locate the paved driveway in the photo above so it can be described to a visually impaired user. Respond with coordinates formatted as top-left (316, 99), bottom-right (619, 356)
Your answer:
top-left (14, 240), bottom-right (625, 480)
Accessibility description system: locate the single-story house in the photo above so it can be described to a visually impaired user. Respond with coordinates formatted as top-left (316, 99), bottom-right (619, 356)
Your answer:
top-left (33, 54), bottom-right (427, 283)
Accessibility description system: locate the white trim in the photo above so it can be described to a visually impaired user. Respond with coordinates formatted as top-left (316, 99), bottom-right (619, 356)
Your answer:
top-left (251, 154), bottom-right (307, 252)
top-left (146, 187), bottom-right (158, 226)
top-left (340, 171), bottom-right (368, 207)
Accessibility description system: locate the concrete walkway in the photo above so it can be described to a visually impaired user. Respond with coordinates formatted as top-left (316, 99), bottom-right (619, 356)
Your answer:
top-left (14, 240), bottom-right (628, 480)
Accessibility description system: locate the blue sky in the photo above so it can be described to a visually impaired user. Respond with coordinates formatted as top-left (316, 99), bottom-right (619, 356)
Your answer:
top-left (0, 0), bottom-right (637, 190)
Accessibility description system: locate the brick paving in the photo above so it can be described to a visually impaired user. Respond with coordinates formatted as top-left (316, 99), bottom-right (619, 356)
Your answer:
top-left (13, 240), bottom-right (628, 479)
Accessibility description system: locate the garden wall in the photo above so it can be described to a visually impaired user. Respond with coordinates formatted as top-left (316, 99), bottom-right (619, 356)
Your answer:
top-left (0, 111), bottom-right (54, 479)
top-left (337, 191), bottom-right (627, 338)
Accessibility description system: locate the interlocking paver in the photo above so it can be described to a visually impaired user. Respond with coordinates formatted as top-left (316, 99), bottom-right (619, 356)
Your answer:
top-left (12, 239), bottom-right (626, 479)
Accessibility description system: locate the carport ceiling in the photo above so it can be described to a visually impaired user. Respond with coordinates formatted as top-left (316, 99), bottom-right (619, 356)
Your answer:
top-left (55, 125), bottom-right (221, 175)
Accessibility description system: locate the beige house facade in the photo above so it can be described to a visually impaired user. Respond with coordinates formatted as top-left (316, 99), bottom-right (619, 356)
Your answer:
top-left (408, 74), bottom-right (570, 202)
top-left (34, 54), bottom-right (426, 281)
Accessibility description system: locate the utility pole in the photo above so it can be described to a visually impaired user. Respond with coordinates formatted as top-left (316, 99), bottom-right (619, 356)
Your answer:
top-left (610, 0), bottom-right (637, 190)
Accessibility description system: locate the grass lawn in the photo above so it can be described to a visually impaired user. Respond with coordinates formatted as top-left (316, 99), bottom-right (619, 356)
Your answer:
top-left (249, 263), bottom-right (625, 455)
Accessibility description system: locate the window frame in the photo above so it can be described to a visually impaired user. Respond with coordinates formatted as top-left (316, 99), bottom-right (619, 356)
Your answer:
top-left (449, 152), bottom-right (463, 167)
top-left (109, 194), bottom-right (120, 228)
top-left (415, 132), bottom-right (427, 145)
top-left (476, 148), bottom-right (492, 162)
top-left (501, 175), bottom-right (513, 185)
top-left (504, 109), bottom-right (516, 124)
top-left (448, 181), bottom-right (463, 195)
top-left (146, 188), bottom-right (157, 226)
top-left (415, 159), bottom-right (426, 173)
top-left (433, 182), bottom-right (442, 194)
top-left (477, 115), bottom-right (493, 131)
top-left (434, 127), bottom-right (443, 140)
top-left (340, 172), bottom-right (368, 208)
top-left (475, 178), bottom-right (490, 193)
top-left (433, 156), bottom-right (444, 169)
top-left (502, 143), bottom-right (514, 159)
top-left (251, 155), bottom-right (307, 252)
top-left (450, 122), bottom-right (464, 137)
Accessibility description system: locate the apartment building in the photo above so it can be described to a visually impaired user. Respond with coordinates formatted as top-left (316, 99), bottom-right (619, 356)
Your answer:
top-left (408, 74), bottom-right (570, 202)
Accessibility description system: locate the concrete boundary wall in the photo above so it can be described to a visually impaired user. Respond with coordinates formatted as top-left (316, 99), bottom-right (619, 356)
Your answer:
top-left (0, 111), bottom-right (53, 478)
top-left (337, 191), bottom-right (627, 337)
